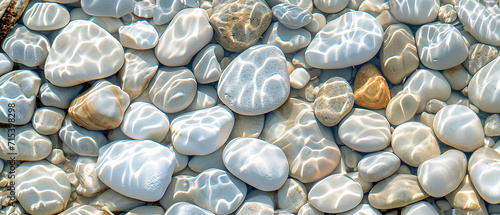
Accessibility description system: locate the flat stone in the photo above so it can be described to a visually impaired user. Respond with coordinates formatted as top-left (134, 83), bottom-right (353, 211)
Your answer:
top-left (217, 45), bottom-right (290, 116)
top-left (235, 190), bottom-right (274, 215)
top-left (153, 0), bottom-right (185, 25)
top-left (45, 20), bottom-right (124, 87)
top-left (228, 114), bottom-right (265, 139)
top-left (148, 67), bottom-right (197, 113)
top-left (389, 0), bottom-right (439, 25)
top-left (121, 101), bottom-right (170, 142)
top-left (119, 20), bottom-right (158, 50)
top-left (276, 179), bottom-right (307, 213)
top-left (90, 189), bottom-right (144, 212)
top-left (313, 77), bottom-right (354, 127)
top-left (314, 0), bottom-right (348, 13)
top-left (468, 147), bottom-right (500, 204)
top-left (73, 156), bottom-right (107, 197)
top-left (119, 49), bottom-right (159, 100)
top-left (69, 80), bottom-right (130, 130)
top-left (0, 52), bottom-right (13, 76)
top-left (463, 43), bottom-right (499, 75)
top-left (97, 139), bottom-right (176, 202)
top-left (433, 104), bottom-right (484, 152)
top-left (358, 151), bottom-right (400, 182)
top-left (192, 44), bottom-right (224, 84)
top-left (81, 0), bottom-right (134, 18)
top-left (456, 0), bottom-right (500, 46)
top-left (403, 69), bottom-right (451, 113)
top-left (165, 202), bottom-right (214, 215)
top-left (402, 202), bottom-right (439, 215)
top-left (0, 124), bottom-right (52, 161)
top-left (442, 65), bottom-right (472, 91)
top-left (0, 70), bottom-right (41, 125)
top-left (445, 174), bottom-right (483, 211)
top-left (438, 4), bottom-right (457, 23)
top-left (386, 90), bottom-right (420, 125)
top-left (368, 174), bottom-right (429, 209)
top-left (210, 0), bottom-right (272, 52)
top-left (339, 108), bottom-right (391, 152)
top-left (309, 174), bottom-right (363, 213)
top-left (171, 105), bottom-right (234, 155)
top-left (305, 11), bottom-right (383, 69)
top-left (15, 160), bottom-right (71, 215)
top-left (425, 99), bottom-right (447, 114)
top-left (485, 114), bottom-right (500, 136)
top-left (23, 2), bottom-right (70, 31)
top-left (2, 25), bottom-right (50, 67)
top-left (272, 3), bottom-right (312, 29)
top-left (184, 84), bottom-right (218, 112)
top-left (59, 116), bottom-right (108, 157)
top-left (223, 137), bottom-right (289, 191)
top-left (156, 8), bottom-right (212, 66)
top-left (417, 149), bottom-right (467, 197)
top-left (416, 23), bottom-right (469, 70)
top-left (353, 63), bottom-right (390, 109)
top-left (32, 107), bottom-right (65, 135)
top-left (160, 168), bottom-right (247, 214)
top-left (468, 56), bottom-right (500, 113)
top-left (39, 83), bottom-right (83, 109)
top-left (379, 23), bottom-right (419, 84)
top-left (261, 98), bottom-right (341, 183)
top-left (262, 22), bottom-right (311, 54)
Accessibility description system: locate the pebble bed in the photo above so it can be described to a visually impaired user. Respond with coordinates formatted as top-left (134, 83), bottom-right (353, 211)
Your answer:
top-left (0, 0), bottom-right (500, 214)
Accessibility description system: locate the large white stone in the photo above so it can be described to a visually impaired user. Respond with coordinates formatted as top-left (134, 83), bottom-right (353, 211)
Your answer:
top-left (23, 2), bottom-right (70, 31)
top-left (456, 0), bottom-right (500, 46)
top-left (160, 168), bottom-right (247, 214)
top-left (2, 25), bottom-right (50, 67)
top-left (418, 150), bottom-right (467, 197)
top-left (391, 122), bottom-right (440, 167)
top-left (403, 69), bottom-right (451, 113)
top-left (45, 20), bottom-right (124, 87)
top-left (469, 147), bottom-right (500, 204)
top-left (314, 0), bottom-right (348, 13)
top-left (433, 104), bottom-right (484, 152)
top-left (171, 105), bottom-right (234, 155)
top-left (59, 116), bottom-right (108, 157)
top-left (389, 0), bottom-right (439, 25)
top-left (402, 202), bottom-right (439, 215)
top-left (0, 70), bottom-right (41, 125)
top-left (218, 45), bottom-right (290, 116)
top-left (338, 108), bottom-right (391, 152)
top-left (97, 139), bottom-right (176, 202)
top-left (81, 0), bottom-right (135, 18)
top-left (260, 98), bottom-right (341, 183)
top-left (416, 23), bottom-right (469, 70)
top-left (309, 174), bottom-right (363, 213)
top-left (223, 137), bottom-right (289, 191)
top-left (155, 8), bottom-right (212, 67)
top-left (119, 20), bottom-right (158, 50)
top-left (468, 56), bottom-right (500, 113)
top-left (16, 160), bottom-right (71, 215)
top-left (305, 11), bottom-right (383, 69)
top-left (120, 102), bottom-right (170, 142)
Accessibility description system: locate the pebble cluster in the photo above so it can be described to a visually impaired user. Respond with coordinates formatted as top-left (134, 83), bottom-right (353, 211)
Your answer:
top-left (0, 0), bottom-right (500, 214)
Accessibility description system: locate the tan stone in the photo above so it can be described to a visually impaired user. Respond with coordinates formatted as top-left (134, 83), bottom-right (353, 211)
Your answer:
top-left (446, 174), bottom-right (482, 211)
top-left (463, 43), bottom-right (499, 75)
top-left (68, 80), bottom-right (130, 130)
top-left (353, 63), bottom-right (391, 109)
top-left (368, 174), bottom-right (429, 209)
top-left (210, 0), bottom-right (272, 52)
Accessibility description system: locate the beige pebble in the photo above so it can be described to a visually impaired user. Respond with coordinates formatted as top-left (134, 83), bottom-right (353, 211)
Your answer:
top-left (368, 174), bottom-right (429, 209)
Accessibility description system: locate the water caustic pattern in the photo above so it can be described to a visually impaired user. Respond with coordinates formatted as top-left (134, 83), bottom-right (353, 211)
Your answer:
top-left (456, 0), bottom-right (500, 46)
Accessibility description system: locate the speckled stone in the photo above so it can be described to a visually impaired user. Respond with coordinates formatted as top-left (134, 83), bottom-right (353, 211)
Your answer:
top-left (313, 77), bottom-right (354, 127)
top-left (210, 0), bottom-right (272, 52)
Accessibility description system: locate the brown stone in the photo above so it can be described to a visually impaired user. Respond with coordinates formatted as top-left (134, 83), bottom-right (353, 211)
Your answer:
top-left (0, 0), bottom-right (29, 41)
top-left (353, 63), bottom-right (391, 109)
top-left (209, 0), bottom-right (272, 52)
top-left (68, 80), bottom-right (130, 130)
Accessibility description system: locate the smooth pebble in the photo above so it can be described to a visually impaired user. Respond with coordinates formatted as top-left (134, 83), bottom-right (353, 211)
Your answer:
top-left (32, 107), bottom-right (65, 135)
top-left (468, 56), bottom-right (500, 113)
top-left (120, 101), bottom-right (170, 142)
top-left (468, 147), bottom-right (500, 204)
top-left (59, 115), bottom-right (108, 157)
top-left (313, 77), bottom-right (354, 127)
top-left (358, 151), bottom-right (400, 182)
top-left (272, 3), bottom-right (312, 29)
top-left (148, 66), bottom-right (197, 113)
top-left (119, 20), bottom-right (158, 50)
top-left (23, 2), bottom-right (70, 31)
top-left (1, 25), bottom-right (50, 67)
top-left (308, 174), bottom-right (363, 213)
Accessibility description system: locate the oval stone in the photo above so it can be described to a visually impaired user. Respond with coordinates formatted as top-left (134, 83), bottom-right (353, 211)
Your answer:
top-left (23, 2), bottom-right (70, 31)
top-left (309, 174), bottom-right (363, 213)
top-left (368, 174), bottom-right (429, 209)
top-left (468, 56), bottom-right (500, 113)
top-left (468, 147), bottom-right (500, 204)
top-left (358, 151), bottom-right (401, 182)
top-left (391, 122), bottom-right (440, 167)
top-left (313, 77), bottom-right (354, 127)
top-left (389, 0), bottom-right (439, 25)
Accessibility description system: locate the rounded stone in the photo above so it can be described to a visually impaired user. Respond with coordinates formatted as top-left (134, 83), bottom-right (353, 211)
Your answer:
top-left (1, 25), bottom-right (50, 67)
top-left (313, 77), bottom-right (354, 127)
top-left (32, 107), bottom-right (65, 135)
top-left (223, 137), bottom-right (288, 191)
top-left (0, 124), bottom-right (52, 161)
top-left (389, 0), bottom-right (439, 25)
top-left (417, 149), bottom-right (467, 197)
top-left (402, 202), bottom-right (439, 215)
top-left (455, 0), bottom-right (500, 46)
top-left (119, 20), bottom-right (159, 50)
top-left (165, 202), bottom-right (214, 215)
top-left (262, 21), bottom-right (312, 54)
top-left (217, 45), bottom-right (290, 116)
top-left (314, 0), bottom-right (348, 13)
top-left (276, 179), bottom-right (307, 213)
top-left (272, 3), bottom-right (312, 29)
top-left (416, 23), bottom-right (469, 70)
top-left (358, 151), bottom-right (401, 182)
top-left (368, 174), bottom-right (429, 209)
top-left (353, 63), bottom-right (391, 109)
top-left (468, 56), bottom-right (500, 113)
top-left (118, 49), bottom-right (159, 100)
top-left (338, 108), bottom-right (391, 152)
top-left (433, 104), bottom-right (484, 152)
top-left (305, 11), bottom-right (383, 69)
top-left (385, 90), bottom-right (420, 126)
top-left (392, 122), bottom-right (441, 167)
top-left (148, 67), bottom-right (197, 113)
top-left (23, 2), bottom-right (70, 31)
top-left (308, 174), bottom-right (363, 213)
top-left (120, 102), bottom-right (170, 142)
top-left (81, 0), bottom-right (134, 18)
top-left (403, 69), bottom-right (451, 113)
top-left (59, 116), bottom-right (108, 157)
top-left (468, 147), bottom-right (500, 204)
